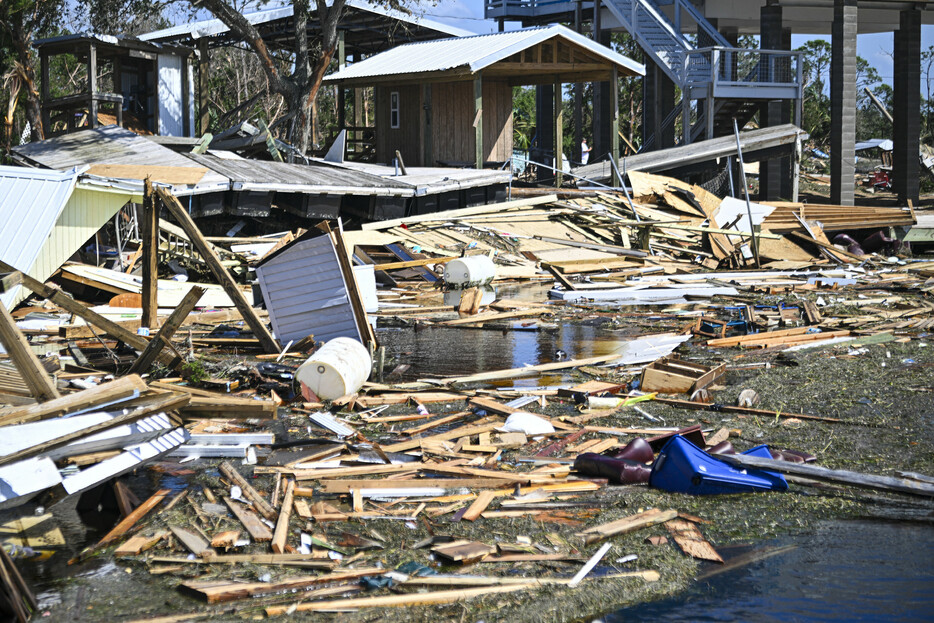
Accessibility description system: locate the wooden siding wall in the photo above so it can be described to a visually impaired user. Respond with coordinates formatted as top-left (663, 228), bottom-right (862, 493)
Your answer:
top-left (375, 85), bottom-right (421, 166)
top-left (376, 79), bottom-right (513, 166)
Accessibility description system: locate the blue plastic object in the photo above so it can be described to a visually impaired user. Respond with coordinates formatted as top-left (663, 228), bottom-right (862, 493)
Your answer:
top-left (649, 435), bottom-right (788, 495)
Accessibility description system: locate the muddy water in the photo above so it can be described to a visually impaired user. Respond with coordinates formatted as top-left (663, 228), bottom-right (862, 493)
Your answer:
top-left (603, 519), bottom-right (934, 623)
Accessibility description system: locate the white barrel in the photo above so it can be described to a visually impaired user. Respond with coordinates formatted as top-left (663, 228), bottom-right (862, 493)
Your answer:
top-left (443, 255), bottom-right (496, 287)
top-left (295, 338), bottom-right (372, 401)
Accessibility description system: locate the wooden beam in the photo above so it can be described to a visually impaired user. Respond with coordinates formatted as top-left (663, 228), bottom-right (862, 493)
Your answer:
top-left (0, 260), bottom-right (177, 368)
top-left (577, 508), bottom-right (678, 545)
top-left (128, 286), bottom-right (204, 375)
top-left (0, 284), bottom-right (60, 402)
top-left (609, 65), bottom-right (621, 187)
top-left (218, 461), bottom-right (277, 521)
top-left (474, 72), bottom-right (483, 169)
top-left (141, 178), bottom-right (158, 329)
top-left (0, 375), bottom-right (148, 427)
top-left (156, 187), bottom-right (280, 354)
top-left (198, 40), bottom-right (209, 135)
top-left (271, 479), bottom-right (294, 554)
top-left (72, 488), bottom-right (171, 562)
top-left (554, 77), bottom-right (563, 187)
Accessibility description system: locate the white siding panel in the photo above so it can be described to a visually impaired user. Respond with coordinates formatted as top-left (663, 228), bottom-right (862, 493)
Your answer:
top-left (255, 235), bottom-right (363, 344)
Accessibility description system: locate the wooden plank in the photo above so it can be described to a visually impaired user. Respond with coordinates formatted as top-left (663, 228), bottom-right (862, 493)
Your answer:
top-left (382, 420), bottom-right (503, 453)
top-left (223, 497), bottom-right (272, 542)
top-left (431, 540), bottom-right (496, 562)
top-left (128, 286), bottom-right (204, 375)
top-left (329, 223), bottom-right (377, 349)
top-left (567, 542), bottom-right (612, 588)
top-left (319, 479), bottom-right (517, 494)
top-left (271, 479), bottom-right (294, 554)
top-left (577, 508), bottom-right (678, 545)
top-left (156, 187), bottom-right (279, 354)
top-left (180, 568), bottom-right (383, 604)
top-left (141, 177), bottom-right (158, 328)
top-left (361, 195), bottom-right (557, 231)
top-left (177, 395), bottom-right (277, 420)
top-left (721, 454), bottom-right (934, 498)
top-left (169, 525), bottom-right (212, 556)
top-left (373, 256), bottom-right (457, 271)
top-left (0, 260), bottom-right (177, 368)
top-left (461, 489), bottom-right (496, 521)
top-left (437, 352), bottom-right (624, 386)
top-left (0, 285), bottom-right (59, 402)
top-left (654, 397), bottom-right (841, 423)
top-left (666, 519), bottom-right (723, 563)
top-left (0, 375), bottom-right (148, 427)
top-left (706, 326), bottom-right (811, 347)
top-left (218, 461), bottom-right (277, 521)
top-left (442, 307), bottom-right (549, 326)
top-left (264, 583), bottom-right (534, 615)
top-left (114, 531), bottom-right (166, 556)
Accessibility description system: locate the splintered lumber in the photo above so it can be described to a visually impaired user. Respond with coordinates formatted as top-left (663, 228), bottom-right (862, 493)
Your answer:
top-left (431, 540), bottom-right (496, 563)
top-left (666, 519), bottom-right (723, 563)
top-left (720, 454), bottom-right (934, 498)
top-left (177, 395), bottom-right (277, 420)
top-left (156, 186), bottom-right (279, 354)
top-left (0, 391), bottom-right (188, 468)
top-left (0, 375), bottom-right (148, 427)
top-left (706, 326), bottom-right (810, 347)
top-left (438, 352), bottom-right (624, 386)
top-left (271, 480), bottom-right (295, 554)
top-left (218, 461), bottom-right (277, 521)
top-left (72, 488), bottom-right (171, 563)
top-left (653, 397), bottom-right (841, 423)
top-left (114, 532), bottom-right (166, 556)
top-left (141, 178), bottom-right (159, 327)
top-left (162, 553), bottom-right (335, 569)
top-left (223, 497), bottom-right (273, 542)
top-left (319, 479), bottom-right (518, 494)
top-left (361, 194), bottom-right (556, 231)
top-left (0, 260), bottom-right (177, 368)
top-left (169, 525), bottom-right (212, 556)
top-left (461, 490), bottom-right (497, 521)
top-left (442, 308), bottom-right (549, 326)
top-left (255, 464), bottom-right (413, 480)
top-left (351, 392), bottom-right (467, 408)
top-left (382, 420), bottom-right (503, 453)
top-left (128, 286), bottom-right (205, 375)
top-left (0, 288), bottom-right (59, 402)
top-left (403, 570), bottom-right (660, 587)
top-left (577, 508), bottom-right (678, 545)
top-left (264, 583), bottom-right (534, 616)
top-left (180, 568), bottom-right (384, 604)
top-left (0, 542), bottom-right (34, 623)
top-left (210, 531), bottom-right (240, 549)
top-left (567, 542), bottom-right (613, 588)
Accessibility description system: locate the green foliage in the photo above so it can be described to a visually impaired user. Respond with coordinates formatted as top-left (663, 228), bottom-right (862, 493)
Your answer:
top-left (181, 359), bottom-right (208, 384)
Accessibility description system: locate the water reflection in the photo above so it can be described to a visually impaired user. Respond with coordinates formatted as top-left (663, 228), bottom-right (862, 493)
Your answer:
top-left (604, 519), bottom-right (934, 623)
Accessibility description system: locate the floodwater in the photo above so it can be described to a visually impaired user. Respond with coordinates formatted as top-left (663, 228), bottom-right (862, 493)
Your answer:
top-left (604, 519), bottom-right (934, 623)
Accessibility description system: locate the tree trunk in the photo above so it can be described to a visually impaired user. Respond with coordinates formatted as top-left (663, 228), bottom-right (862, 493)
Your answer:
top-left (10, 21), bottom-right (44, 141)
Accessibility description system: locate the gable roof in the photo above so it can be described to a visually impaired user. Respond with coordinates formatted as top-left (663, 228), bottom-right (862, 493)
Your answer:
top-left (324, 24), bottom-right (644, 84)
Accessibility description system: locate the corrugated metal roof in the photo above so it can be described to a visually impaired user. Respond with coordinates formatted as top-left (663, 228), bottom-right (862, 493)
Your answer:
top-left (11, 126), bottom-right (229, 197)
top-left (185, 153), bottom-right (414, 196)
top-left (140, 1), bottom-right (473, 42)
top-left (325, 24), bottom-right (644, 83)
top-left (0, 166), bottom-right (78, 309)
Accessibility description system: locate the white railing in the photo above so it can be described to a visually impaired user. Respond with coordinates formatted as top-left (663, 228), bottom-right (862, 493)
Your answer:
top-left (684, 47), bottom-right (803, 96)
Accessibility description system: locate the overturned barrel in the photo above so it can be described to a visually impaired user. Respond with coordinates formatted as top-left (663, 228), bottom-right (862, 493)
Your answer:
top-left (295, 337), bottom-right (372, 401)
top-left (443, 255), bottom-right (496, 289)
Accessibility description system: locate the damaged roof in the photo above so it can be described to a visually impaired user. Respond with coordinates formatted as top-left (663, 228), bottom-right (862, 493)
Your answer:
top-left (324, 24), bottom-right (645, 85)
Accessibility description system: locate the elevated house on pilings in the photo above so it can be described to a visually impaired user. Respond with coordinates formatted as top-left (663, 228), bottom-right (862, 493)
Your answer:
top-left (486, 0), bottom-right (934, 205)
top-left (34, 34), bottom-right (196, 138)
top-left (323, 24), bottom-right (644, 185)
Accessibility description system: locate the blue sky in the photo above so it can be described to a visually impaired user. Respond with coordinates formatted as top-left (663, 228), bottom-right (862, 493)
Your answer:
top-left (425, 0), bottom-right (934, 92)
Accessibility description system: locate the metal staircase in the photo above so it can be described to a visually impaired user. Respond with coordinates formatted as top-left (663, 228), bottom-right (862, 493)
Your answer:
top-left (486, 0), bottom-right (803, 150)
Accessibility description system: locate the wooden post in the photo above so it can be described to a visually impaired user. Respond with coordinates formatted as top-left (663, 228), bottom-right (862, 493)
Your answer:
top-left (152, 57), bottom-right (160, 134)
top-left (198, 40), bottom-right (210, 135)
top-left (181, 56), bottom-right (191, 137)
top-left (0, 260), bottom-right (178, 368)
top-left (473, 73), bottom-right (483, 169)
top-left (128, 286), bottom-right (204, 375)
top-left (554, 78), bottom-right (563, 188)
top-left (88, 44), bottom-right (98, 128)
top-left (141, 178), bottom-right (158, 330)
top-left (271, 479), bottom-right (295, 554)
top-left (609, 66), bottom-right (621, 187)
top-left (0, 273), bottom-right (60, 402)
top-left (421, 83), bottom-right (432, 167)
top-left (40, 52), bottom-right (50, 136)
top-left (156, 187), bottom-right (280, 354)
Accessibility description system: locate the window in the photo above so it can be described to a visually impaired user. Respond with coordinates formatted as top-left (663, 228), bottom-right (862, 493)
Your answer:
top-left (390, 91), bottom-right (400, 129)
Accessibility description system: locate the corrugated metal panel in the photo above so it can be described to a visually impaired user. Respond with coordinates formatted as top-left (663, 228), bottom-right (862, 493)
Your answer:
top-left (185, 153), bottom-right (413, 196)
top-left (140, 1), bottom-right (472, 43)
top-left (11, 126), bottom-right (229, 196)
top-left (0, 166), bottom-right (77, 309)
top-left (255, 235), bottom-right (362, 344)
top-left (325, 24), bottom-right (644, 83)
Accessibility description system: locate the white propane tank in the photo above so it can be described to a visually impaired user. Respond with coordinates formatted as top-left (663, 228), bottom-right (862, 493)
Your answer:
top-left (443, 255), bottom-right (496, 288)
top-left (295, 337), bottom-right (372, 401)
